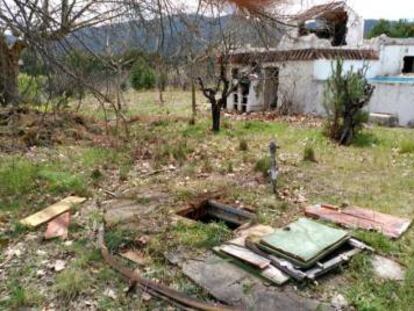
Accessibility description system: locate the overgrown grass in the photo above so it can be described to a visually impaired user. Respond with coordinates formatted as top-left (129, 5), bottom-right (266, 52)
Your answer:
top-left (399, 139), bottom-right (414, 154)
top-left (54, 268), bottom-right (91, 301)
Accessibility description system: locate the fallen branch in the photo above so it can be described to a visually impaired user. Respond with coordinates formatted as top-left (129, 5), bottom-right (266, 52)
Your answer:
top-left (98, 225), bottom-right (238, 311)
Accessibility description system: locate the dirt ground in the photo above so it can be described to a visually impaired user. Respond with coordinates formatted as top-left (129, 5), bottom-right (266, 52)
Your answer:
top-left (0, 90), bottom-right (413, 310)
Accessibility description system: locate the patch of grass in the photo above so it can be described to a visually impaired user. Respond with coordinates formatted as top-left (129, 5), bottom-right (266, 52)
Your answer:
top-left (254, 156), bottom-right (270, 177)
top-left (3, 282), bottom-right (43, 309)
top-left (171, 221), bottom-right (232, 249)
top-left (104, 228), bottom-right (135, 252)
top-left (154, 139), bottom-right (193, 166)
top-left (352, 132), bottom-right (380, 147)
top-left (399, 139), bottom-right (414, 154)
top-left (38, 169), bottom-right (88, 196)
top-left (353, 231), bottom-right (399, 254)
top-left (303, 145), bottom-right (317, 162)
top-left (54, 268), bottom-right (91, 301)
top-left (239, 139), bottom-right (248, 151)
top-left (0, 157), bottom-right (37, 197)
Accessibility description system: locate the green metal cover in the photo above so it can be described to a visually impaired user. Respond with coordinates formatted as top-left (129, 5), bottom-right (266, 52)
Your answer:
top-left (260, 218), bottom-right (349, 268)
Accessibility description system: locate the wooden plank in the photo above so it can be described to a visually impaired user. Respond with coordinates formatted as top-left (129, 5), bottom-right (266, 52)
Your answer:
top-left (214, 245), bottom-right (289, 285)
top-left (305, 204), bottom-right (412, 239)
top-left (219, 244), bottom-right (271, 269)
top-left (21, 196), bottom-right (86, 227)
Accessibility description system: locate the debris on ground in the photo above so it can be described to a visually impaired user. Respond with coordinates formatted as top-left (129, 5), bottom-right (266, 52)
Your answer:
top-left (305, 204), bottom-right (412, 239)
top-left (258, 218), bottom-right (350, 269)
top-left (120, 250), bottom-right (147, 266)
top-left (371, 255), bottom-right (406, 281)
top-left (98, 225), bottom-right (236, 311)
top-left (20, 196), bottom-right (86, 227)
top-left (53, 260), bottom-right (66, 272)
top-left (331, 293), bottom-right (349, 311)
top-left (213, 219), bottom-right (372, 283)
top-left (44, 212), bottom-right (71, 240)
top-left (181, 253), bottom-right (331, 311)
top-left (0, 108), bottom-right (106, 151)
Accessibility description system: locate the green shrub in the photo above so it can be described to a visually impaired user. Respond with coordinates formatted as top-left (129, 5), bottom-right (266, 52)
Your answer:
top-left (399, 140), bottom-right (414, 154)
top-left (323, 59), bottom-right (374, 146)
top-left (239, 139), bottom-right (248, 151)
top-left (303, 145), bottom-right (317, 162)
top-left (254, 157), bottom-right (271, 177)
top-left (129, 60), bottom-right (156, 90)
top-left (18, 73), bottom-right (45, 105)
top-left (0, 158), bottom-right (38, 198)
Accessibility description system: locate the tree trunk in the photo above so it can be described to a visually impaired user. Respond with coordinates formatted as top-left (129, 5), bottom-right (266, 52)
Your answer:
top-left (0, 37), bottom-right (25, 106)
top-left (191, 78), bottom-right (196, 124)
top-left (211, 103), bottom-right (221, 133)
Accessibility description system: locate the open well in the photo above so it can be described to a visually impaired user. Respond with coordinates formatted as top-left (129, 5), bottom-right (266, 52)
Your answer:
top-left (177, 200), bottom-right (256, 230)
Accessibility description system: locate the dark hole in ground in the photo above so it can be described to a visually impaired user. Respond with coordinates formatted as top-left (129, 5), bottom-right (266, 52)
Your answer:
top-left (178, 200), bottom-right (256, 230)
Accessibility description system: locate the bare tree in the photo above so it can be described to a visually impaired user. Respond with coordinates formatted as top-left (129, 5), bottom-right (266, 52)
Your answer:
top-left (0, 0), bottom-right (123, 106)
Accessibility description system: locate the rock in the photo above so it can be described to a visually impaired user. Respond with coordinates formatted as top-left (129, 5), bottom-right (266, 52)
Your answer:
top-left (331, 294), bottom-right (348, 310)
top-left (103, 288), bottom-right (117, 300)
top-left (372, 255), bottom-right (405, 281)
top-left (53, 260), bottom-right (66, 272)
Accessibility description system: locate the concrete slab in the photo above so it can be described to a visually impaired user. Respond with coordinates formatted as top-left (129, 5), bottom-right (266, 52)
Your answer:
top-left (182, 253), bottom-right (332, 311)
top-left (372, 255), bottom-right (406, 281)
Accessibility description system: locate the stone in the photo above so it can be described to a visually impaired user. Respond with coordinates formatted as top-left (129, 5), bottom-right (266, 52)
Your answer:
top-left (182, 253), bottom-right (332, 311)
top-left (331, 294), bottom-right (348, 310)
top-left (372, 255), bottom-right (405, 281)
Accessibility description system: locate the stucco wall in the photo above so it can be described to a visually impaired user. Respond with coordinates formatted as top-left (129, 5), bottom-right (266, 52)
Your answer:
top-left (313, 59), bottom-right (379, 80)
top-left (275, 61), bottom-right (319, 114)
top-left (376, 45), bottom-right (414, 75)
top-left (369, 83), bottom-right (414, 126)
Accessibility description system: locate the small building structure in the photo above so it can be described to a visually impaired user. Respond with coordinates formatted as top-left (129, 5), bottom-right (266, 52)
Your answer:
top-left (228, 1), bottom-right (414, 127)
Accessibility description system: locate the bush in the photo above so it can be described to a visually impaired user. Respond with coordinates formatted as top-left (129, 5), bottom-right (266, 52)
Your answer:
top-left (18, 73), bottom-right (46, 105)
top-left (303, 145), bottom-right (317, 162)
top-left (323, 59), bottom-right (374, 146)
top-left (399, 140), bottom-right (414, 154)
top-left (129, 60), bottom-right (156, 90)
top-left (239, 139), bottom-right (248, 151)
top-left (255, 156), bottom-right (271, 177)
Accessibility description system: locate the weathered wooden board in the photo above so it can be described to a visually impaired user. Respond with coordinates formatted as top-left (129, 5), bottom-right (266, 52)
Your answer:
top-left (21, 196), bottom-right (86, 227)
top-left (44, 212), bottom-right (70, 240)
top-left (214, 246), bottom-right (289, 285)
top-left (182, 253), bottom-right (332, 311)
top-left (219, 244), bottom-right (271, 269)
top-left (305, 204), bottom-right (412, 239)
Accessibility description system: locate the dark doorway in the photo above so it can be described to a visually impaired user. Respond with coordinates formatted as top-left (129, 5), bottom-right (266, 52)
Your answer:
top-left (264, 67), bottom-right (279, 110)
top-left (403, 56), bottom-right (414, 73)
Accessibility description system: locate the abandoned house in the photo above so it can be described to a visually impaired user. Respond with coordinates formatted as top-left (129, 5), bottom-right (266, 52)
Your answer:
top-left (227, 1), bottom-right (414, 127)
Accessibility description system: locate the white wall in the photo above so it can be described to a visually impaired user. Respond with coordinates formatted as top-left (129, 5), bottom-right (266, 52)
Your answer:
top-left (275, 61), bottom-right (324, 114)
top-left (313, 59), bottom-right (379, 80)
top-left (376, 45), bottom-right (414, 76)
top-left (369, 83), bottom-right (414, 126)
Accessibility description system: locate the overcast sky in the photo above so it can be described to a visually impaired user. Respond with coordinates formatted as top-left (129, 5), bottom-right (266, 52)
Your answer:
top-left (300, 0), bottom-right (414, 20)
top-left (182, 0), bottom-right (414, 20)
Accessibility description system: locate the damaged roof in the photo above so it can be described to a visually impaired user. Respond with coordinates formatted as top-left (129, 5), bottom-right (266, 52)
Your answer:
top-left (230, 48), bottom-right (379, 64)
top-left (293, 1), bottom-right (348, 22)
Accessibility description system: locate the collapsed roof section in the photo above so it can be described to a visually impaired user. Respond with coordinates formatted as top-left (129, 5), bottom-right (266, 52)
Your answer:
top-left (289, 1), bottom-right (364, 48)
